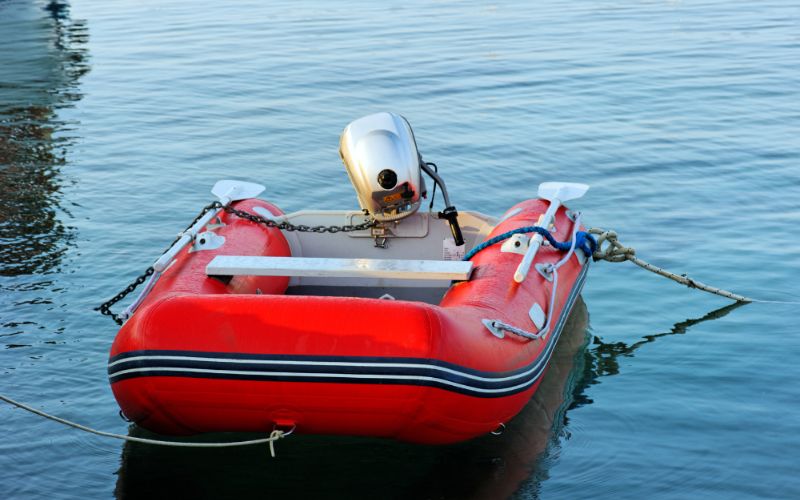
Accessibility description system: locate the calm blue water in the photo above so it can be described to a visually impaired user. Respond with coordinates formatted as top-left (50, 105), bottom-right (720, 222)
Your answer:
top-left (2, 0), bottom-right (799, 498)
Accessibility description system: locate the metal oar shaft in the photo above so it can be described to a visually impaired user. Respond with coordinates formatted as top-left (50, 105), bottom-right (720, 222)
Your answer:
top-left (514, 182), bottom-right (590, 284)
top-left (109, 180), bottom-right (266, 323)
top-left (153, 200), bottom-right (228, 273)
top-left (514, 202), bottom-right (560, 283)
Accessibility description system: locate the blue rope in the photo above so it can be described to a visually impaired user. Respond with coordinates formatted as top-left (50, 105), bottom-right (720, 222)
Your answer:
top-left (463, 226), bottom-right (597, 261)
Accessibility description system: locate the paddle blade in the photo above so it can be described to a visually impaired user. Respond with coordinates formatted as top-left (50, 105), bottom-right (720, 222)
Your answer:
top-left (212, 180), bottom-right (265, 201)
top-left (537, 182), bottom-right (589, 202)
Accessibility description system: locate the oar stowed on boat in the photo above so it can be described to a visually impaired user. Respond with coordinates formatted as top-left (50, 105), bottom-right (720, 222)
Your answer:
top-left (110, 180), bottom-right (269, 324)
top-left (514, 182), bottom-right (590, 284)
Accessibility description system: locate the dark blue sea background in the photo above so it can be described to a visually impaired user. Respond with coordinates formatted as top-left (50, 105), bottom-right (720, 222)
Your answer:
top-left (1, 0), bottom-right (798, 498)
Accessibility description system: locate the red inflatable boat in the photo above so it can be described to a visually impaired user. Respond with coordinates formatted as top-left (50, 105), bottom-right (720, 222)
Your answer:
top-left (106, 113), bottom-right (594, 444)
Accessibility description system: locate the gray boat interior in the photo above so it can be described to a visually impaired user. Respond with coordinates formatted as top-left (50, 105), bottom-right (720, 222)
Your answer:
top-left (258, 208), bottom-right (498, 304)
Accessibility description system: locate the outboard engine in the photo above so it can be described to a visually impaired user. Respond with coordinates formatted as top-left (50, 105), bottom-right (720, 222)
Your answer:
top-left (340, 112), bottom-right (464, 246)
top-left (340, 112), bottom-right (425, 223)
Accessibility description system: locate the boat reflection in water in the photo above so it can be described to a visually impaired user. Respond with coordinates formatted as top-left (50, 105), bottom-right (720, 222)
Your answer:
top-left (0, 1), bottom-right (90, 350)
top-left (113, 299), bottom-right (743, 499)
top-left (0, 0), bottom-right (89, 278)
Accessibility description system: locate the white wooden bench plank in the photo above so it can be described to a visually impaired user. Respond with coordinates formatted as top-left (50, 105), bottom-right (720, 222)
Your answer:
top-left (207, 256), bottom-right (472, 281)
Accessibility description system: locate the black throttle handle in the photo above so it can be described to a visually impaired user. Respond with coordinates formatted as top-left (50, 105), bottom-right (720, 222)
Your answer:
top-left (439, 206), bottom-right (464, 246)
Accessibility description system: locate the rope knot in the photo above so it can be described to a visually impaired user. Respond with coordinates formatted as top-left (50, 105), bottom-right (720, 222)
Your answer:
top-left (590, 228), bottom-right (635, 262)
top-left (268, 429), bottom-right (284, 458)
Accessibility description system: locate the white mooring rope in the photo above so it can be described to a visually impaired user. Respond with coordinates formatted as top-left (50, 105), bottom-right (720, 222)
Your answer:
top-left (0, 394), bottom-right (291, 457)
top-left (588, 227), bottom-right (754, 303)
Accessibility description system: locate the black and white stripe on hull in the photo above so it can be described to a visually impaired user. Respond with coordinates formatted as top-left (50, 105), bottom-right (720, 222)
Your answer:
top-left (109, 264), bottom-right (588, 398)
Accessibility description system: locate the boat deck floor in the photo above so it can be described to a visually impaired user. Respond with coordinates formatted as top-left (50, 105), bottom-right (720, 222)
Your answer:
top-left (285, 285), bottom-right (448, 305)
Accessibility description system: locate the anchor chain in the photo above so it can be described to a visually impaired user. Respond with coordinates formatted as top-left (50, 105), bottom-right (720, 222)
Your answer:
top-left (97, 201), bottom-right (378, 324)
top-left (95, 267), bottom-right (155, 325)
top-left (220, 204), bottom-right (376, 234)
top-left (95, 200), bottom-right (224, 325)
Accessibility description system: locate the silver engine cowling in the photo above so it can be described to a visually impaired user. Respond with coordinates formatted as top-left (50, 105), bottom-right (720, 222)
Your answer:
top-left (339, 112), bottom-right (426, 222)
